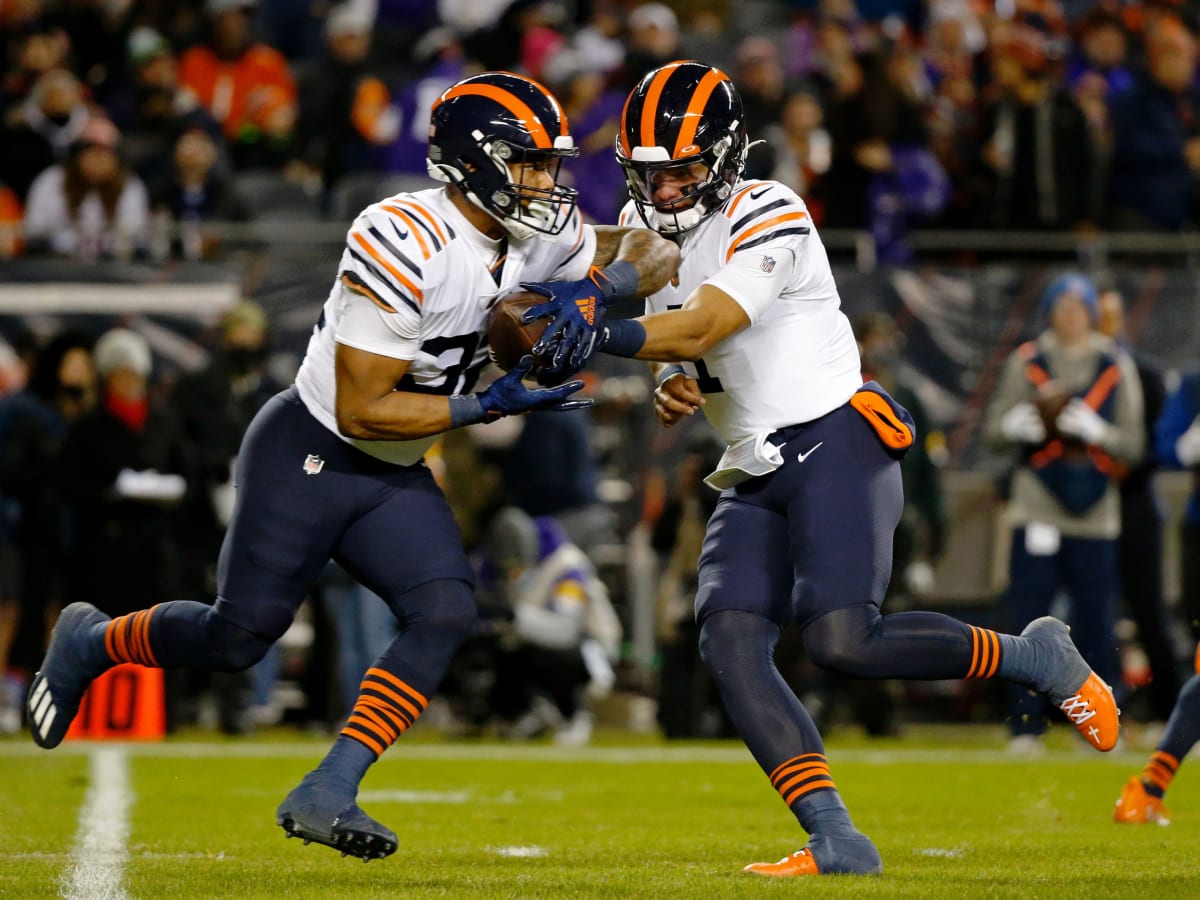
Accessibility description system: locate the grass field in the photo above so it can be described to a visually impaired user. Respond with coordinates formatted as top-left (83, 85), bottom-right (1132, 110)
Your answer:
top-left (0, 725), bottom-right (1197, 899)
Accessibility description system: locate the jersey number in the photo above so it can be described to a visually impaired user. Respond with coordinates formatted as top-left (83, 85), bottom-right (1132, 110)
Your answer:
top-left (667, 304), bottom-right (724, 393)
top-left (396, 333), bottom-right (487, 396)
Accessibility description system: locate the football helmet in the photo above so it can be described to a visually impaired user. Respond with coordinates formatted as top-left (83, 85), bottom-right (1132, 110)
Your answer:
top-left (427, 71), bottom-right (579, 241)
top-left (616, 60), bottom-right (749, 234)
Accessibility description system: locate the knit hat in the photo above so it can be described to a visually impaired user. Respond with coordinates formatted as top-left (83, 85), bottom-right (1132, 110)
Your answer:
top-left (1039, 272), bottom-right (1098, 323)
top-left (94, 328), bottom-right (152, 377)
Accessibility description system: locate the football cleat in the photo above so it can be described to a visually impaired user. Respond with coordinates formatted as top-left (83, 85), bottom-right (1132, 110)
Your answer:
top-left (1056, 673), bottom-right (1119, 752)
top-left (1021, 617), bottom-right (1120, 751)
top-left (277, 775), bottom-right (398, 861)
top-left (743, 848), bottom-right (820, 877)
top-left (26, 603), bottom-right (112, 749)
top-left (1113, 776), bottom-right (1171, 825)
top-left (743, 834), bottom-right (883, 877)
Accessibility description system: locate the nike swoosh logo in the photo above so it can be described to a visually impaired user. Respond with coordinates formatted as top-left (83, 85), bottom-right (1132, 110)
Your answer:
top-left (749, 187), bottom-right (771, 200)
top-left (796, 441), bottom-right (824, 463)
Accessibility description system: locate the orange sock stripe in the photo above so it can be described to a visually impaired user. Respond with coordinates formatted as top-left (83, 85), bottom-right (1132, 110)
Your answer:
top-left (356, 700), bottom-right (403, 741)
top-left (104, 620), bottom-right (118, 662)
top-left (341, 722), bottom-right (386, 757)
top-left (985, 629), bottom-right (1000, 677)
top-left (1151, 751), bottom-right (1180, 773)
top-left (967, 626), bottom-right (982, 678)
top-left (360, 678), bottom-right (421, 724)
top-left (366, 667), bottom-right (429, 709)
top-left (348, 708), bottom-right (399, 745)
top-left (132, 611), bottom-right (151, 665)
top-left (140, 606), bottom-right (160, 666)
top-left (1142, 766), bottom-right (1173, 791)
top-left (781, 778), bottom-right (837, 807)
top-left (769, 753), bottom-right (825, 785)
top-left (776, 764), bottom-right (832, 798)
top-left (107, 615), bottom-right (132, 663)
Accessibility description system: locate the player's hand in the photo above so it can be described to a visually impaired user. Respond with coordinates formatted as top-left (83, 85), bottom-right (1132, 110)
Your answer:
top-left (1055, 397), bottom-right (1111, 446)
top-left (520, 266), bottom-right (618, 376)
top-left (1000, 401), bottom-right (1046, 444)
top-left (654, 371), bottom-right (704, 427)
top-left (478, 356), bottom-right (593, 418)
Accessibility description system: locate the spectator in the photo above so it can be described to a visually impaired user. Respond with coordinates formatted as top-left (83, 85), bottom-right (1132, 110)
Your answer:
top-left (178, 0), bottom-right (297, 161)
top-left (983, 273), bottom-right (1143, 753)
top-left (22, 116), bottom-right (150, 260)
top-left (974, 18), bottom-right (1097, 232)
top-left (1096, 287), bottom-right (1183, 721)
top-left (733, 36), bottom-right (789, 162)
top-left (57, 328), bottom-right (188, 619)
top-left (150, 127), bottom-right (247, 260)
top-left (475, 507), bottom-right (621, 745)
top-left (617, 3), bottom-right (681, 91)
top-left (1108, 16), bottom-right (1200, 231)
top-left (382, 26), bottom-right (466, 176)
top-left (292, 3), bottom-right (399, 198)
top-left (0, 181), bottom-right (21, 258)
top-left (0, 330), bottom-right (95, 687)
top-left (0, 18), bottom-right (71, 117)
top-left (1153, 357), bottom-right (1200, 640)
top-left (169, 300), bottom-right (282, 733)
top-left (765, 87), bottom-right (832, 216)
top-left (109, 27), bottom-right (224, 188)
top-left (1, 68), bottom-right (93, 201)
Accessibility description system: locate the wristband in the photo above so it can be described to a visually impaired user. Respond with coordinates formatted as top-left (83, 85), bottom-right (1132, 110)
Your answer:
top-left (597, 318), bottom-right (647, 358)
top-left (594, 260), bottom-right (639, 300)
top-left (656, 364), bottom-right (686, 387)
top-left (449, 394), bottom-right (488, 427)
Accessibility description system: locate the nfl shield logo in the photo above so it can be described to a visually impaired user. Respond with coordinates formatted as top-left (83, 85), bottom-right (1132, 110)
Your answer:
top-left (303, 454), bottom-right (325, 475)
top-left (760, 255), bottom-right (776, 273)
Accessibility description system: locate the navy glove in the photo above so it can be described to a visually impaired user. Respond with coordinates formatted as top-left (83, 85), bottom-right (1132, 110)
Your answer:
top-left (478, 356), bottom-right (593, 418)
top-left (521, 261), bottom-right (639, 379)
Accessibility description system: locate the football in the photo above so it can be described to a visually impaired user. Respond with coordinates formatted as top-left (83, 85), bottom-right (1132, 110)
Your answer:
top-left (486, 290), bottom-right (552, 371)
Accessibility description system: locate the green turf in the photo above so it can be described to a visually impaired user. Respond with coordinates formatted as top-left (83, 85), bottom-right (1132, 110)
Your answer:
top-left (0, 728), bottom-right (1196, 898)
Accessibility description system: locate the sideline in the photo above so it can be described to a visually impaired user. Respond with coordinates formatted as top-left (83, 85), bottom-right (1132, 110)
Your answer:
top-left (63, 746), bottom-right (131, 900)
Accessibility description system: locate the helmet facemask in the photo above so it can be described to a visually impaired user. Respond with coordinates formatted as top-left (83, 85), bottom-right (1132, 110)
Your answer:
top-left (429, 129), bottom-right (579, 241)
top-left (619, 132), bottom-right (745, 234)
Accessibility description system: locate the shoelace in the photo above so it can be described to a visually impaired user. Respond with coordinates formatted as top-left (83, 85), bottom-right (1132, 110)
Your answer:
top-left (1058, 693), bottom-right (1096, 724)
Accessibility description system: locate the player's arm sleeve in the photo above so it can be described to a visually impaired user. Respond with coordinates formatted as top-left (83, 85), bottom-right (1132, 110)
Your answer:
top-left (546, 209), bottom-right (598, 282)
top-left (335, 210), bottom-right (428, 358)
top-left (704, 193), bottom-right (809, 323)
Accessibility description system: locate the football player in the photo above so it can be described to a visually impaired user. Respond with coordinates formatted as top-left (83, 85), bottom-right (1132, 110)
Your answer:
top-left (1113, 643), bottom-right (1200, 825)
top-left (24, 71), bottom-right (679, 860)
top-left (523, 60), bottom-right (1120, 876)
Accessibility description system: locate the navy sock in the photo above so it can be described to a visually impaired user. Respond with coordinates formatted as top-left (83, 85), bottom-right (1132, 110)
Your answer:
top-left (1140, 673), bottom-right (1200, 798)
top-left (801, 606), bottom-right (977, 679)
top-left (699, 611), bottom-right (856, 832)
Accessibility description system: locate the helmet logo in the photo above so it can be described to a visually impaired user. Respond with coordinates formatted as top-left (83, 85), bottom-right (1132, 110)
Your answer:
top-left (677, 144), bottom-right (699, 156)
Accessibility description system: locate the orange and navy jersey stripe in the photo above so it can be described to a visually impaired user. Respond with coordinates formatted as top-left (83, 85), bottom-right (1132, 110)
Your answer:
top-left (342, 197), bottom-right (455, 317)
top-left (105, 606), bottom-right (160, 667)
top-left (965, 625), bottom-right (1000, 679)
top-left (341, 667), bottom-right (429, 758)
top-left (1141, 751), bottom-right (1179, 791)
top-left (724, 182), bottom-right (810, 262)
top-left (620, 61), bottom-right (730, 159)
top-left (769, 752), bottom-right (836, 806)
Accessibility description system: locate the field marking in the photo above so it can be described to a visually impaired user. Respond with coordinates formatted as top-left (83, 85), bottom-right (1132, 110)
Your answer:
top-left (0, 741), bottom-right (1143, 766)
top-left (491, 846), bottom-right (549, 858)
top-left (63, 746), bottom-right (131, 900)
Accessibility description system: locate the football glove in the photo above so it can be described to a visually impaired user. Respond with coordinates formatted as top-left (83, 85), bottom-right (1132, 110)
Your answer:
top-left (478, 356), bottom-right (593, 418)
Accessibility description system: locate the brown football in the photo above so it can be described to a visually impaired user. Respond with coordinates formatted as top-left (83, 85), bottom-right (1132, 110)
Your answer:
top-left (487, 290), bottom-right (551, 372)
top-left (1035, 387), bottom-right (1070, 437)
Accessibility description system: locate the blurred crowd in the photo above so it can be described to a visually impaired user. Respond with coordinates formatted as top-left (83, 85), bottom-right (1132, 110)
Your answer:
top-left (5, 0), bottom-right (1200, 746)
top-left (6, 0), bottom-right (1200, 265)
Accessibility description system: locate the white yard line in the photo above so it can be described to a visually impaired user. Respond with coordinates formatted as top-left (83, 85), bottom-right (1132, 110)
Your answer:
top-left (62, 746), bottom-right (132, 900)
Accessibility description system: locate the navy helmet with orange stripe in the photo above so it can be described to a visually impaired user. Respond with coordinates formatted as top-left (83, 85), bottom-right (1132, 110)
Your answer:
top-left (427, 71), bottom-right (579, 241)
top-left (616, 60), bottom-right (749, 234)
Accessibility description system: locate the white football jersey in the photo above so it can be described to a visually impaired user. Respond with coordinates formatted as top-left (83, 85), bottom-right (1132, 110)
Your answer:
top-left (296, 188), bottom-right (596, 465)
top-left (620, 179), bottom-right (862, 444)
